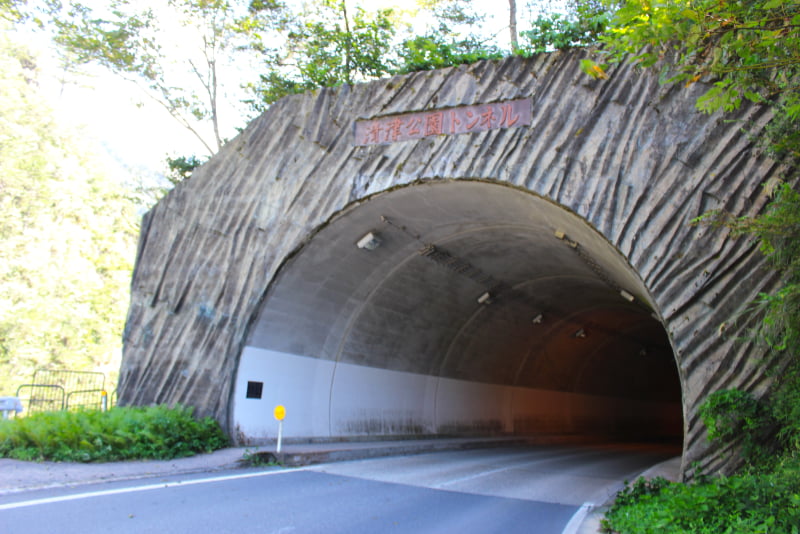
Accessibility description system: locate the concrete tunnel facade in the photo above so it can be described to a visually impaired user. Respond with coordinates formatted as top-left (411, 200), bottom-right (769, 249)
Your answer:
top-left (119, 50), bottom-right (786, 477)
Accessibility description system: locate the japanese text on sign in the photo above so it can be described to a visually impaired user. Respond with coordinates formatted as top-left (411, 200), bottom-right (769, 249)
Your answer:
top-left (354, 98), bottom-right (531, 146)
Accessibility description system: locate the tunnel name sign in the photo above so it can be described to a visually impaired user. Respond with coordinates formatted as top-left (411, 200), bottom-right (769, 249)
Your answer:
top-left (355, 98), bottom-right (531, 146)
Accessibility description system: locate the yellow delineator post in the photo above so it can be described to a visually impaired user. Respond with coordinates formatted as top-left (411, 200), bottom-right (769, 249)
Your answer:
top-left (274, 405), bottom-right (286, 453)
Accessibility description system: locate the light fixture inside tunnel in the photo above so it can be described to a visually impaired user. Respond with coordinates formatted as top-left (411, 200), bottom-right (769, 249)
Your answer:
top-left (573, 328), bottom-right (587, 338)
top-left (532, 313), bottom-right (543, 324)
top-left (620, 289), bottom-right (635, 302)
top-left (477, 292), bottom-right (492, 305)
top-left (554, 229), bottom-right (578, 248)
top-left (356, 231), bottom-right (382, 250)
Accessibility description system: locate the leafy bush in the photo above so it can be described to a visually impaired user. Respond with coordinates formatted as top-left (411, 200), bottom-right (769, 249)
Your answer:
top-left (699, 389), bottom-right (779, 468)
top-left (602, 460), bottom-right (800, 534)
top-left (520, 8), bottom-right (610, 54)
top-left (396, 35), bottom-right (504, 74)
top-left (0, 405), bottom-right (228, 462)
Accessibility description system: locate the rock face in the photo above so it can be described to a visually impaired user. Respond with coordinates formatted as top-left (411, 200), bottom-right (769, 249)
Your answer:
top-left (120, 50), bottom-right (784, 478)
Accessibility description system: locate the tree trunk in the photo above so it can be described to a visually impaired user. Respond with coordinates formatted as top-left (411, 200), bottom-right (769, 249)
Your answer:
top-left (509, 0), bottom-right (518, 50)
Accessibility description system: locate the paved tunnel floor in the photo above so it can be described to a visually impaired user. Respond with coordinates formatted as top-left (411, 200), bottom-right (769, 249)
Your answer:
top-left (309, 442), bottom-right (681, 507)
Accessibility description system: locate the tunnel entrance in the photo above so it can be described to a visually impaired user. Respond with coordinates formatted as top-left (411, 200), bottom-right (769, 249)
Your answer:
top-left (232, 180), bottom-right (682, 446)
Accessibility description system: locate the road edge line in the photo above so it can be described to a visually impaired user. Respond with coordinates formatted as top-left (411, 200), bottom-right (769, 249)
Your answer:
top-left (561, 501), bottom-right (594, 534)
top-left (0, 468), bottom-right (305, 511)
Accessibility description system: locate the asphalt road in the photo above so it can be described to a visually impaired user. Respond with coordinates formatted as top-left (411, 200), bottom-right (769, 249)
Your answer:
top-left (0, 443), bottom-right (678, 534)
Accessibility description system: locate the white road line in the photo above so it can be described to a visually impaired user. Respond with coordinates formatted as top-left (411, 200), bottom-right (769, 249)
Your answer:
top-left (0, 468), bottom-right (306, 511)
top-left (561, 502), bottom-right (594, 534)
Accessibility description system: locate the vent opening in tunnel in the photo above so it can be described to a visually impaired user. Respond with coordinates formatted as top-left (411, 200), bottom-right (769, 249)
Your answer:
top-left (231, 181), bottom-right (683, 449)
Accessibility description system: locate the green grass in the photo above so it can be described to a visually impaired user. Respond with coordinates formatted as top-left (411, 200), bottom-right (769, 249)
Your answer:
top-left (0, 405), bottom-right (228, 462)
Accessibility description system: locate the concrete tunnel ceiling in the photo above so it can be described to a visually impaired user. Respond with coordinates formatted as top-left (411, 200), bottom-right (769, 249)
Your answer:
top-left (244, 180), bottom-right (681, 424)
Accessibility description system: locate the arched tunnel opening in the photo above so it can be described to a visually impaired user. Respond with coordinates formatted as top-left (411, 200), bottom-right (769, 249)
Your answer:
top-left (231, 180), bottom-right (683, 449)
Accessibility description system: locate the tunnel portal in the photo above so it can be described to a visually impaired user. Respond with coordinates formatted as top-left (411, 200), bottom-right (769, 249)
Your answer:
top-left (233, 181), bottom-right (682, 444)
top-left (120, 51), bottom-right (782, 476)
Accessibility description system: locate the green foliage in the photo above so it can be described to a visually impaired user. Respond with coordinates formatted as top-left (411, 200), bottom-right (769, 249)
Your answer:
top-left (0, 405), bottom-right (228, 462)
top-left (292, 2), bottom-right (397, 87)
top-left (393, 0), bottom-right (503, 74)
top-left (520, 1), bottom-right (612, 54)
top-left (242, 0), bottom-right (400, 112)
top-left (600, 0), bottom-right (800, 157)
top-left (418, 0), bottom-right (487, 46)
top-left (699, 389), bottom-right (778, 467)
top-left (54, 1), bottom-right (158, 79)
top-left (0, 28), bottom-right (138, 396)
top-left (740, 184), bottom-right (800, 359)
top-left (602, 461), bottom-right (800, 534)
top-left (242, 0), bottom-right (512, 112)
top-left (51, 0), bottom-right (245, 155)
top-left (241, 448), bottom-right (281, 467)
top-left (165, 154), bottom-right (207, 185)
top-left (244, 70), bottom-right (315, 111)
top-left (396, 34), bottom-right (503, 74)
top-left (1, 0), bottom-right (62, 25)
top-left (1, 0), bottom-right (26, 22)
top-left (610, 476), bottom-right (673, 508)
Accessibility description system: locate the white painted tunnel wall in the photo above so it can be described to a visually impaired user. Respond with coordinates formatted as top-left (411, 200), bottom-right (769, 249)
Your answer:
top-left (330, 363), bottom-right (438, 435)
top-left (233, 347), bottom-right (334, 438)
top-left (233, 347), bottom-right (682, 442)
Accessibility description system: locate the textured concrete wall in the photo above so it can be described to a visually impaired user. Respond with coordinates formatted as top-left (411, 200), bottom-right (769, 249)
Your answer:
top-left (120, 50), bottom-right (784, 477)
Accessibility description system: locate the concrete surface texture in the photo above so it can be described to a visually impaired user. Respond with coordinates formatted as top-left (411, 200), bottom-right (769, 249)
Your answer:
top-left (118, 49), bottom-right (786, 478)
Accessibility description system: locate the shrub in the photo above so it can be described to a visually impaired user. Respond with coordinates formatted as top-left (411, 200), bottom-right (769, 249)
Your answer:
top-left (602, 460), bottom-right (800, 534)
top-left (396, 35), bottom-right (504, 74)
top-left (699, 388), bottom-right (779, 468)
top-left (0, 405), bottom-right (228, 462)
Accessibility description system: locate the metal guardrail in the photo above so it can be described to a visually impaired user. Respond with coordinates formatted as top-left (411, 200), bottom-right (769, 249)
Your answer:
top-left (16, 384), bottom-right (66, 413)
top-left (10, 370), bottom-right (116, 416)
top-left (32, 369), bottom-right (105, 395)
top-left (65, 389), bottom-right (107, 411)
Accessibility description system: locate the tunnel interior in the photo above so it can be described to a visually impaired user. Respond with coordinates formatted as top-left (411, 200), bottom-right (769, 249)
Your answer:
top-left (232, 180), bottom-right (682, 445)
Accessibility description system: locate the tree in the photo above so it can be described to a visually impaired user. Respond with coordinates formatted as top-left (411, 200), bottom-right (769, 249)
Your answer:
top-left (0, 23), bottom-right (138, 396)
top-left (241, 0), bottom-right (401, 113)
top-left (51, 0), bottom-right (256, 156)
top-left (422, 0), bottom-right (494, 50)
top-left (509, 0), bottom-right (518, 50)
top-left (0, 0), bottom-right (25, 22)
top-left (519, 0), bottom-right (612, 54)
top-left (394, 0), bottom-right (504, 74)
top-left (47, 0), bottom-right (410, 157)
top-left (597, 0), bottom-right (800, 156)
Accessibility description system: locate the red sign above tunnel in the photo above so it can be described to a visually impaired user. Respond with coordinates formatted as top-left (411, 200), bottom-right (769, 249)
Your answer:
top-left (354, 98), bottom-right (532, 146)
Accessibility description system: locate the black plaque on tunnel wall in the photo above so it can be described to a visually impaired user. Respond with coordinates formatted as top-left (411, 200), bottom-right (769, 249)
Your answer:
top-left (245, 381), bottom-right (263, 399)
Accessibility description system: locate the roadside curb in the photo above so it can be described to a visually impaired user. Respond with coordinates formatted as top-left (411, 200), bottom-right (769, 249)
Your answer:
top-left (573, 456), bottom-right (682, 533)
top-left (243, 437), bottom-right (534, 467)
top-left (0, 448), bottom-right (248, 496)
